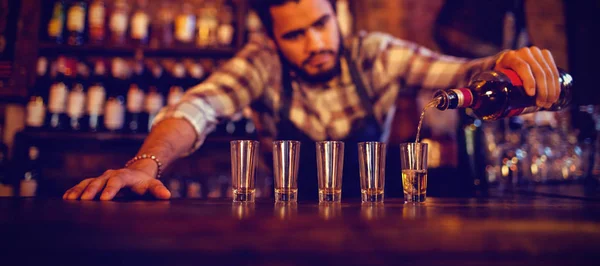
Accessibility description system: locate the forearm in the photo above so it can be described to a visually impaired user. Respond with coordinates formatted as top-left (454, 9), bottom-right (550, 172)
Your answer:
top-left (127, 118), bottom-right (197, 177)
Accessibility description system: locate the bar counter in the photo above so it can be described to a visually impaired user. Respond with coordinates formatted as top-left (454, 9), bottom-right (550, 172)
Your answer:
top-left (1, 194), bottom-right (600, 265)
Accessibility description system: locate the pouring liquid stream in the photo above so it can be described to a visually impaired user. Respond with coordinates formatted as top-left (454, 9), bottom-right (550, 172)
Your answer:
top-left (415, 97), bottom-right (442, 143)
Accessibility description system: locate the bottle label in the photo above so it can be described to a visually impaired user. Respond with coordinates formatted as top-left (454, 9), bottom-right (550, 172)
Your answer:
top-left (48, 82), bottom-right (68, 113)
top-left (87, 85), bottom-right (106, 115)
top-left (451, 88), bottom-right (474, 108)
top-left (145, 92), bottom-right (164, 114)
top-left (189, 64), bottom-right (204, 79)
top-left (109, 12), bottom-right (128, 34)
top-left (175, 15), bottom-right (196, 42)
top-left (104, 99), bottom-right (125, 130)
top-left (67, 87), bottom-right (86, 118)
top-left (131, 11), bottom-right (150, 39)
top-left (168, 86), bottom-right (184, 106)
top-left (67, 5), bottom-right (86, 32)
top-left (89, 2), bottom-right (106, 28)
top-left (26, 98), bottom-right (46, 127)
top-left (127, 86), bottom-right (145, 113)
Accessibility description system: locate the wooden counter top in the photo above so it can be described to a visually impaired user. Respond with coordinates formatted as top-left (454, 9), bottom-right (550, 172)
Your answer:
top-left (1, 196), bottom-right (599, 265)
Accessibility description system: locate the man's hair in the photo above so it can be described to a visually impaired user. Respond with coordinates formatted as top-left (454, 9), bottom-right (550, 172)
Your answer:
top-left (250, 0), bottom-right (336, 38)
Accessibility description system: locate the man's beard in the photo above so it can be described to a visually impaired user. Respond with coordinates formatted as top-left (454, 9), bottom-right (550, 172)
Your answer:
top-left (279, 50), bottom-right (342, 84)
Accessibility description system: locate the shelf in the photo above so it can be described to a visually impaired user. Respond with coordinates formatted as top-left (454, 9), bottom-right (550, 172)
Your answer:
top-left (17, 129), bottom-right (254, 144)
top-left (38, 43), bottom-right (238, 58)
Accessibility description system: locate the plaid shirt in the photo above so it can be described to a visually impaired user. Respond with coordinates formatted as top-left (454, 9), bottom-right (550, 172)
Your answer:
top-left (153, 32), bottom-right (501, 154)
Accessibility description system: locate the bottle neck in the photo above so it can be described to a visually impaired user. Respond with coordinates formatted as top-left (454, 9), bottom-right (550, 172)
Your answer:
top-left (435, 88), bottom-right (474, 110)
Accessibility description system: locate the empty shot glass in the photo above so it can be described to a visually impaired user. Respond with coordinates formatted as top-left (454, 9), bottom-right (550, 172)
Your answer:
top-left (231, 140), bottom-right (259, 202)
top-left (358, 142), bottom-right (387, 203)
top-left (273, 140), bottom-right (301, 202)
top-left (400, 142), bottom-right (428, 203)
top-left (316, 141), bottom-right (344, 202)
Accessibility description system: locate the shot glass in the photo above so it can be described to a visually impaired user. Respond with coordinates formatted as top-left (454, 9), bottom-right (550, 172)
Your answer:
top-left (231, 140), bottom-right (259, 202)
top-left (358, 142), bottom-right (387, 203)
top-left (400, 143), bottom-right (428, 203)
top-left (316, 141), bottom-right (344, 202)
top-left (273, 140), bottom-right (301, 202)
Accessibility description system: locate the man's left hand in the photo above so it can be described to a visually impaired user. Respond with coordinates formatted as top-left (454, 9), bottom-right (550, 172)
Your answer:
top-left (495, 46), bottom-right (560, 109)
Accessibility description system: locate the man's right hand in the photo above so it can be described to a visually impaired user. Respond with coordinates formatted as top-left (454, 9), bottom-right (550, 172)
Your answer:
top-left (62, 160), bottom-right (171, 201)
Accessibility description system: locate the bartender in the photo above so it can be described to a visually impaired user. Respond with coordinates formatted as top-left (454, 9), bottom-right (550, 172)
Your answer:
top-left (64, 0), bottom-right (562, 201)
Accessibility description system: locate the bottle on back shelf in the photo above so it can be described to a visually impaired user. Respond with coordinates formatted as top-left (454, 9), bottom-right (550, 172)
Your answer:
top-left (130, 0), bottom-right (150, 46)
top-left (47, 0), bottom-right (66, 44)
top-left (174, 1), bottom-right (196, 47)
top-left (109, 0), bottom-right (130, 46)
top-left (145, 62), bottom-right (165, 131)
top-left (20, 146), bottom-right (41, 197)
top-left (434, 68), bottom-right (573, 121)
top-left (151, 2), bottom-right (175, 48)
top-left (46, 57), bottom-right (70, 131)
top-left (184, 60), bottom-right (205, 88)
top-left (26, 57), bottom-right (49, 131)
top-left (167, 62), bottom-right (186, 107)
top-left (86, 60), bottom-right (107, 132)
top-left (126, 60), bottom-right (148, 133)
top-left (88, 0), bottom-right (107, 45)
top-left (66, 60), bottom-right (88, 131)
top-left (104, 58), bottom-right (128, 133)
top-left (217, 5), bottom-right (235, 47)
top-left (66, 0), bottom-right (88, 46)
top-left (196, 1), bottom-right (219, 47)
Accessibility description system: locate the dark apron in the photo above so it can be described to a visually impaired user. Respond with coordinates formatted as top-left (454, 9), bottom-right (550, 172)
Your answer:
top-left (276, 51), bottom-right (383, 200)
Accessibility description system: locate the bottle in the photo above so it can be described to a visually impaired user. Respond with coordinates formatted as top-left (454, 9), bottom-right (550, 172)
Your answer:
top-left (126, 60), bottom-right (147, 133)
top-left (130, 0), bottom-right (150, 46)
top-left (145, 86), bottom-right (164, 132)
top-left (47, 0), bottom-right (66, 44)
top-left (151, 2), bottom-right (175, 48)
top-left (86, 60), bottom-right (107, 132)
top-left (216, 5), bottom-right (235, 47)
top-left (104, 58), bottom-right (128, 133)
top-left (109, 0), bottom-right (130, 46)
top-left (434, 68), bottom-right (573, 121)
top-left (66, 60), bottom-right (88, 131)
top-left (174, 1), bottom-right (196, 47)
top-left (26, 57), bottom-right (50, 131)
top-left (20, 146), bottom-right (41, 197)
top-left (66, 0), bottom-right (88, 46)
top-left (46, 57), bottom-right (70, 131)
top-left (196, 2), bottom-right (219, 47)
top-left (167, 62), bottom-right (186, 106)
top-left (88, 0), bottom-right (107, 45)
top-left (185, 60), bottom-right (204, 88)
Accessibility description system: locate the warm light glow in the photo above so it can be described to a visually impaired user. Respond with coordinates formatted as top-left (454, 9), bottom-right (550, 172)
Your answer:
top-left (502, 165), bottom-right (509, 177)
top-left (562, 167), bottom-right (569, 179)
top-left (422, 139), bottom-right (441, 168)
top-left (531, 164), bottom-right (539, 175)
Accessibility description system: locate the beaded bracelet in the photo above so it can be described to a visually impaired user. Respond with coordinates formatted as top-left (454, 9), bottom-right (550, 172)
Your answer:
top-left (125, 154), bottom-right (163, 179)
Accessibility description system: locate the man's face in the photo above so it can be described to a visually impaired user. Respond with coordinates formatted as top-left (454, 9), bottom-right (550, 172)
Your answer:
top-left (270, 0), bottom-right (341, 83)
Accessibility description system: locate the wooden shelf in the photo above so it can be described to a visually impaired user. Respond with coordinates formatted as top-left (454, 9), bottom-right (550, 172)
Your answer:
top-left (17, 129), bottom-right (254, 144)
top-left (38, 43), bottom-right (238, 58)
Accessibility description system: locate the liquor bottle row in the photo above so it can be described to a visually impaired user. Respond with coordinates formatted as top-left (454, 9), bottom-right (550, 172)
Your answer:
top-left (41, 0), bottom-right (263, 49)
top-left (25, 55), bottom-right (256, 137)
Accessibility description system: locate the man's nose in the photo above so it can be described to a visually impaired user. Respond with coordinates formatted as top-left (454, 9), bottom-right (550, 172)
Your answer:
top-left (306, 28), bottom-right (325, 52)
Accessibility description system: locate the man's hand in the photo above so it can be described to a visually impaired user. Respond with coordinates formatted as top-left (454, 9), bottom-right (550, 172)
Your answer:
top-left (495, 46), bottom-right (560, 109)
top-left (62, 160), bottom-right (171, 201)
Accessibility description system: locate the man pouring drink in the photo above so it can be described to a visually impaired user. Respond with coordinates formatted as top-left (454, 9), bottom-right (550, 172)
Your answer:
top-left (63, 0), bottom-right (565, 201)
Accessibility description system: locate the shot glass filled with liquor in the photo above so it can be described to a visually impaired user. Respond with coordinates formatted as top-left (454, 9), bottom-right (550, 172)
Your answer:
top-left (358, 142), bottom-right (387, 203)
top-left (273, 140), bottom-right (301, 202)
top-left (231, 140), bottom-right (259, 202)
top-left (400, 143), bottom-right (428, 203)
top-left (316, 141), bottom-right (344, 202)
